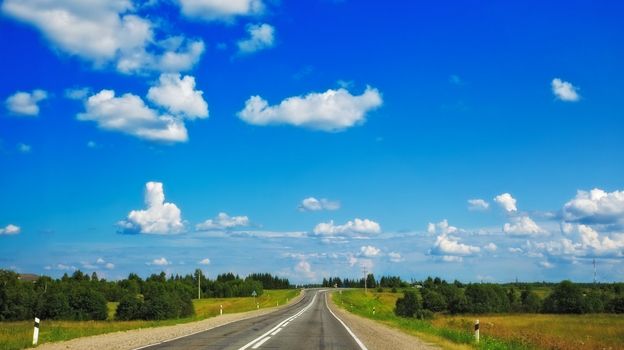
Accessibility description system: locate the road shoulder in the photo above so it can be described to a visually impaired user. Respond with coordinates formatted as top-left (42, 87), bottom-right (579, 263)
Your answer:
top-left (35, 290), bottom-right (305, 350)
top-left (327, 291), bottom-right (440, 350)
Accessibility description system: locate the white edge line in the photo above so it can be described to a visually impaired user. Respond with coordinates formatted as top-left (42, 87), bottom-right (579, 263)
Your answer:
top-left (324, 292), bottom-right (369, 350)
top-left (270, 327), bottom-right (282, 336)
top-left (251, 336), bottom-right (271, 349)
top-left (131, 290), bottom-right (307, 350)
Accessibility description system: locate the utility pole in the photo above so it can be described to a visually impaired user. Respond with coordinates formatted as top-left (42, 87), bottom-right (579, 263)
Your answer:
top-left (361, 267), bottom-right (367, 294)
top-left (593, 258), bottom-right (596, 285)
top-left (197, 269), bottom-right (201, 300)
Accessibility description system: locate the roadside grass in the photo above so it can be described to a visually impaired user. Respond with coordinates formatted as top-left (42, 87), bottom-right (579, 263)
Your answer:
top-left (332, 289), bottom-right (624, 350)
top-left (0, 289), bottom-right (300, 350)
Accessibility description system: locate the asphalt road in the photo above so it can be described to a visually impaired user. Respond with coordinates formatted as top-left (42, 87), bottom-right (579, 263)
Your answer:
top-left (138, 290), bottom-right (366, 350)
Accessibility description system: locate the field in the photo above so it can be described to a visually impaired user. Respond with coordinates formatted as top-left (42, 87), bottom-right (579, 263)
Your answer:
top-left (0, 289), bottom-right (300, 350)
top-left (332, 289), bottom-right (624, 350)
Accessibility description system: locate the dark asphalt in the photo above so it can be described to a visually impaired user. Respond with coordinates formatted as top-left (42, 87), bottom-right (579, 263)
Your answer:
top-left (138, 290), bottom-right (365, 350)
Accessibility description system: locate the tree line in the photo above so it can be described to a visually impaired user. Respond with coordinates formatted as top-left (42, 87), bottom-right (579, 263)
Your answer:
top-left (0, 269), bottom-right (292, 322)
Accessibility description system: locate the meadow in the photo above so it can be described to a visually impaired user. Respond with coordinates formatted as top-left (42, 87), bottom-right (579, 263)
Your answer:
top-left (0, 289), bottom-right (300, 350)
top-left (332, 289), bottom-right (624, 350)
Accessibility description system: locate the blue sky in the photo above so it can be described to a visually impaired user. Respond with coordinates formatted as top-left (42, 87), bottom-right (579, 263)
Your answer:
top-left (1, 0), bottom-right (623, 283)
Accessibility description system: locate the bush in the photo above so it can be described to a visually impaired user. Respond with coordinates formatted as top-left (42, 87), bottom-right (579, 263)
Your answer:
top-left (395, 291), bottom-right (421, 318)
top-left (115, 294), bottom-right (144, 320)
top-left (607, 297), bottom-right (624, 313)
top-left (421, 289), bottom-right (447, 312)
top-left (68, 286), bottom-right (108, 320)
top-left (39, 291), bottom-right (71, 319)
top-left (542, 280), bottom-right (587, 314)
top-left (391, 287), bottom-right (398, 293)
top-left (520, 289), bottom-right (542, 313)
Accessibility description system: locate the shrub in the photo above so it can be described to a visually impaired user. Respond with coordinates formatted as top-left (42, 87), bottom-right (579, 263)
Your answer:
top-left (115, 294), bottom-right (144, 320)
top-left (68, 286), bottom-right (108, 320)
top-left (607, 297), bottom-right (624, 313)
top-left (395, 291), bottom-right (422, 317)
top-left (39, 291), bottom-right (71, 319)
top-left (542, 280), bottom-right (587, 314)
top-left (421, 289), bottom-right (447, 312)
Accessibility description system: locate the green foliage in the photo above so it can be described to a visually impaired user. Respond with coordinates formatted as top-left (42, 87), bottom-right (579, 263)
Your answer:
top-left (542, 280), bottom-right (587, 314)
top-left (68, 286), bottom-right (107, 320)
top-left (394, 291), bottom-right (421, 318)
top-left (421, 288), bottom-right (447, 312)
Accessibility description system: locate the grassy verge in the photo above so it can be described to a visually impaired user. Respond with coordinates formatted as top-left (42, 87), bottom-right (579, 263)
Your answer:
top-left (332, 289), bottom-right (624, 350)
top-left (0, 289), bottom-right (300, 350)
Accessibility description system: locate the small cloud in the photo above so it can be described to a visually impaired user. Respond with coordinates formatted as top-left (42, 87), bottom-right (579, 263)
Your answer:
top-left (551, 78), bottom-right (580, 102)
top-left (118, 182), bottom-right (184, 235)
top-left (198, 258), bottom-right (211, 265)
top-left (313, 218), bottom-right (381, 237)
top-left (449, 74), bottom-right (463, 85)
top-left (87, 141), bottom-right (98, 148)
top-left (539, 261), bottom-right (555, 269)
top-left (494, 193), bottom-right (517, 213)
top-left (468, 198), bottom-right (489, 211)
top-left (503, 216), bottom-right (547, 236)
top-left (237, 23), bottom-right (275, 55)
top-left (298, 197), bottom-right (340, 211)
top-left (17, 143), bottom-right (32, 153)
top-left (105, 262), bottom-right (115, 270)
top-left (388, 252), bottom-right (403, 262)
top-left (294, 259), bottom-right (315, 280)
top-left (5, 89), bottom-right (48, 116)
top-left (427, 219), bottom-right (459, 235)
top-left (359, 245), bottom-right (381, 257)
top-left (483, 242), bottom-right (497, 252)
top-left (65, 87), bottom-right (90, 100)
top-left (0, 224), bottom-right (21, 235)
top-left (150, 257), bottom-right (170, 266)
top-left (441, 255), bottom-right (463, 263)
top-left (196, 212), bottom-right (250, 231)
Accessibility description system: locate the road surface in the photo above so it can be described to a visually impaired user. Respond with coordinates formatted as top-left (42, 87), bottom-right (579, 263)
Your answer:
top-left (137, 290), bottom-right (365, 350)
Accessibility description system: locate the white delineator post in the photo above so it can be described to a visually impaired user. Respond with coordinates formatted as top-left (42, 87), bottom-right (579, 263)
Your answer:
top-left (474, 319), bottom-right (480, 343)
top-left (33, 317), bottom-right (40, 345)
top-left (257, 303), bottom-right (259, 309)
top-left (220, 304), bottom-right (223, 316)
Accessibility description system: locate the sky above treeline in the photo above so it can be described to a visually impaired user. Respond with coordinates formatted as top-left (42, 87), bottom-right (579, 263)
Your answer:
top-left (1, 1), bottom-right (623, 283)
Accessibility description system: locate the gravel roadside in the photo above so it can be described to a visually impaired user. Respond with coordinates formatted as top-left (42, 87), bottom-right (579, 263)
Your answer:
top-left (35, 291), bottom-right (305, 350)
top-left (327, 292), bottom-right (439, 350)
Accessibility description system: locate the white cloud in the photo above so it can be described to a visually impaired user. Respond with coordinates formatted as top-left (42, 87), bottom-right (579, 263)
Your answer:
top-left (313, 218), bottom-right (381, 237)
top-left (483, 242), bottom-right (497, 252)
top-left (388, 252), bottom-right (403, 262)
top-left (151, 257), bottom-right (170, 266)
top-left (508, 247), bottom-right (523, 254)
top-left (539, 261), bottom-right (555, 269)
top-left (155, 38), bottom-right (205, 73)
top-left (432, 233), bottom-right (480, 256)
top-left (78, 89), bottom-right (188, 143)
top-left (118, 182), bottom-right (184, 234)
top-left (196, 212), bottom-right (250, 231)
top-left (578, 224), bottom-right (624, 255)
top-left (0, 224), bottom-right (21, 235)
top-left (87, 141), bottom-right (98, 148)
top-left (237, 23), bottom-right (274, 54)
top-left (427, 219), bottom-right (458, 235)
top-left (563, 188), bottom-right (624, 225)
top-left (494, 193), bottom-right (517, 212)
top-left (198, 258), bottom-right (211, 265)
top-left (298, 197), bottom-right (340, 211)
top-left (105, 262), bottom-right (115, 269)
top-left (65, 87), bottom-right (91, 100)
top-left (17, 143), bottom-right (32, 153)
top-left (5, 90), bottom-right (47, 116)
top-left (294, 259), bottom-right (315, 280)
top-left (551, 78), bottom-right (580, 102)
top-left (468, 198), bottom-right (489, 211)
top-left (441, 255), bottom-right (463, 263)
top-left (147, 73), bottom-right (209, 119)
top-left (503, 215), bottom-right (547, 236)
top-left (359, 245), bottom-right (381, 257)
top-left (178, 0), bottom-right (264, 22)
top-left (96, 258), bottom-right (105, 264)
top-left (238, 86), bottom-right (383, 132)
top-left (1, 0), bottom-right (204, 74)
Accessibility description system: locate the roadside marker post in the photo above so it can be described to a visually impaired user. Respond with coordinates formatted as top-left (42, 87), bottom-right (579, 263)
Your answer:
top-left (33, 317), bottom-right (40, 345)
top-left (220, 305), bottom-right (223, 316)
top-left (372, 307), bottom-right (376, 315)
top-left (257, 302), bottom-right (259, 309)
top-left (474, 319), bottom-right (480, 343)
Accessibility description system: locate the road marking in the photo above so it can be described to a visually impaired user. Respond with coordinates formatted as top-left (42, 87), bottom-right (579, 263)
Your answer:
top-left (238, 292), bottom-right (317, 350)
top-left (270, 328), bottom-right (282, 336)
top-left (251, 337), bottom-right (271, 349)
top-left (324, 292), bottom-right (369, 350)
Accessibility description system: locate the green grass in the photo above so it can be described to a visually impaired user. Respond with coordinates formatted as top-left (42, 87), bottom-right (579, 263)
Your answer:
top-left (333, 289), bottom-right (624, 350)
top-left (0, 289), bottom-right (300, 350)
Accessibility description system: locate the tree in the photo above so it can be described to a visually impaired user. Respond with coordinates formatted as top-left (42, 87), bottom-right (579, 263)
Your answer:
top-left (395, 291), bottom-right (421, 317)
top-left (421, 289), bottom-right (447, 312)
top-left (542, 280), bottom-right (587, 314)
top-left (68, 285), bottom-right (107, 320)
top-left (115, 294), bottom-right (143, 320)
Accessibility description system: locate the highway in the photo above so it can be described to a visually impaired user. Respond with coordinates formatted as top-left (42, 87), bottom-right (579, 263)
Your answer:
top-left (137, 290), bottom-right (365, 350)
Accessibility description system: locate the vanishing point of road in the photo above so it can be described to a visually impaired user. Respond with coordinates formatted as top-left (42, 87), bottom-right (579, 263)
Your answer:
top-left (136, 290), bottom-right (366, 350)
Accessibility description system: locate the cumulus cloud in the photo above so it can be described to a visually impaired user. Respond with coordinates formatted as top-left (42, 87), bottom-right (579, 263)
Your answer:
top-left (147, 73), bottom-right (209, 119)
top-left (503, 215), bottom-right (547, 236)
top-left (539, 261), bottom-right (555, 269)
top-left (359, 245), bottom-right (381, 257)
top-left (17, 143), bottom-right (32, 153)
top-left (494, 193), bottom-right (517, 213)
top-left (388, 252), bottom-right (403, 262)
top-left (150, 257), bottom-right (170, 266)
top-left (5, 90), bottom-right (48, 116)
top-left (178, 0), bottom-right (264, 22)
top-left (431, 233), bottom-right (480, 256)
top-left (1, 0), bottom-right (204, 74)
top-left (118, 182), bottom-right (184, 234)
top-left (313, 218), bottom-right (381, 237)
top-left (563, 188), bottom-right (624, 225)
top-left (551, 78), bottom-right (580, 102)
top-left (441, 255), bottom-right (463, 263)
top-left (0, 224), bottom-right (21, 235)
top-left (238, 86), bottom-right (383, 132)
top-left (196, 212), bottom-right (250, 231)
top-left (294, 259), bottom-right (315, 280)
top-left (468, 198), bottom-right (489, 211)
top-left (237, 23), bottom-right (274, 54)
top-left (484, 242), bottom-right (497, 252)
top-left (298, 197), bottom-right (340, 211)
top-left (427, 219), bottom-right (458, 235)
top-left (577, 224), bottom-right (624, 256)
top-left (78, 89), bottom-right (188, 142)
top-left (198, 258), bottom-right (211, 265)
